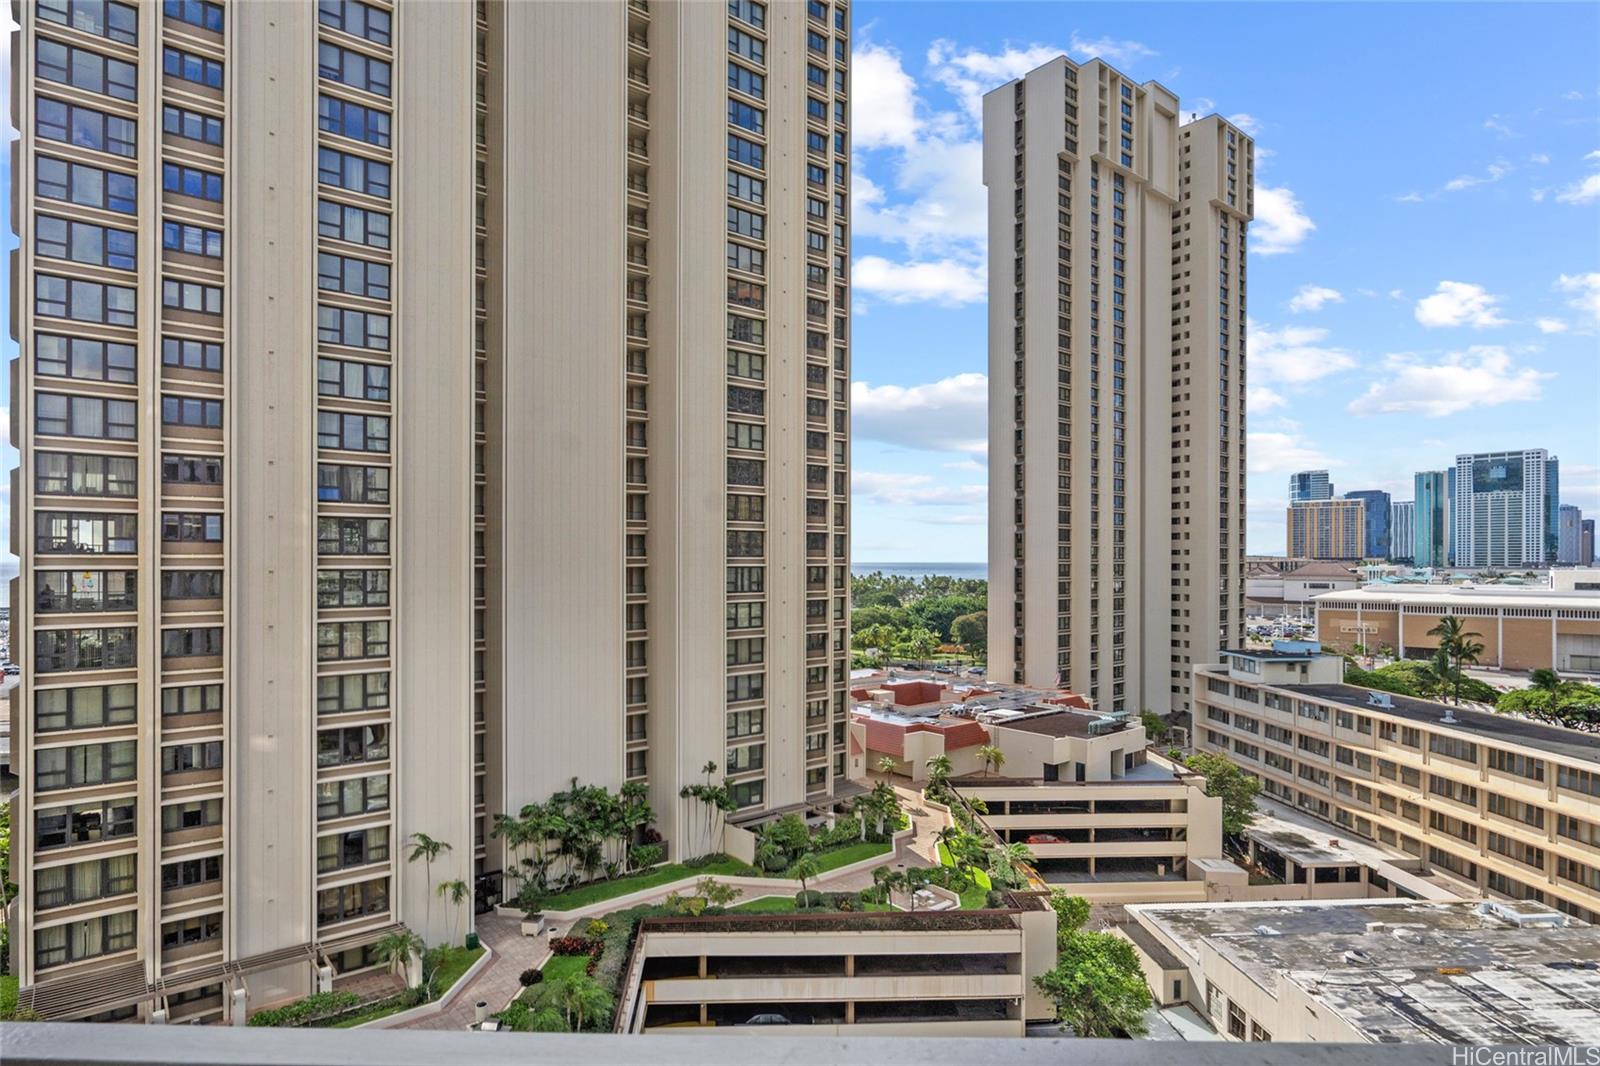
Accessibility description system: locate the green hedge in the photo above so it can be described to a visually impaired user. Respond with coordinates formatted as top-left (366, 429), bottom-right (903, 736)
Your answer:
top-left (248, 990), bottom-right (363, 1028)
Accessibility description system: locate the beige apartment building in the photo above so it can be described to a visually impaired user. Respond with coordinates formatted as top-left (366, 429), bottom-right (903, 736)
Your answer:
top-left (7, 0), bottom-right (853, 1022)
top-left (1193, 648), bottom-right (1600, 924)
top-left (984, 58), bottom-right (1252, 718)
top-left (1286, 498), bottom-right (1365, 560)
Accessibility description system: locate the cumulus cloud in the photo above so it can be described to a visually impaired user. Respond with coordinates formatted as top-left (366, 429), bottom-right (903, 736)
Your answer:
top-left (1248, 321), bottom-right (1358, 385)
top-left (1287, 284), bottom-right (1343, 313)
top-left (1443, 160), bottom-right (1513, 192)
top-left (1554, 173), bottom-right (1600, 205)
top-left (851, 470), bottom-right (986, 508)
top-left (1414, 281), bottom-right (1507, 329)
top-left (1557, 272), bottom-right (1600, 326)
top-left (1346, 347), bottom-right (1550, 418)
top-left (854, 255), bottom-right (985, 306)
top-left (1227, 113), bottom-right (1261, 136)
top-left (1536, 317), bottom-right (1569, 334)
top-left (1066, 31), bottom-right (1156, 66)
top-left (852, 373), bottom-right (988, 454)
top-left (852, 43), bottom-right (920, 150)
top-left (1246, 431), bottom-right (1342, 475)
top-left (1252, 185), bottom-right (1315, 255)
top-left (926, 40), bottom-right (1064, 121)
top-left (1247, 385), bottom-right (1287, 412)
top-left (1482, 115), bottom-right (1516, 138)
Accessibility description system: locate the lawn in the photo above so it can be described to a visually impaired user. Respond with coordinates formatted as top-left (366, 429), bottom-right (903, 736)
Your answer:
top-left (328, 945), bottom-right (484, 1028)
top-left (529, 953), bottom-right (590, 993)
top-left (530, 856), bottom-right (760, 912)
top-left (809, 840), bottom-right (892, 873)
top-left (1, 974), bottom-right (19, 1018)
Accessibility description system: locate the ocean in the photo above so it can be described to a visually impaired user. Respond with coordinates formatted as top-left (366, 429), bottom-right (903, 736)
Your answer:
top-left (851, 562), bottom-right (987, 582)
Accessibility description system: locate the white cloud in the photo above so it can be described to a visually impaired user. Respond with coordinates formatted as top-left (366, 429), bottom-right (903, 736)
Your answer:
top-left (925, 40), bottom-right (1064, 122)
top-left (1482, 115), bottom-right (1516, 138)
top-left (1395, 191), bottom-right (1424, 203)
top-left (1443, 161), bottom-right (1513, 192)
top-left (1554, 173), bottom-right (1600, 204)
top-left (852, 373), bottom-right (989, 454)
top-left (1587, 150), bottom-right (1600, 162)
top-left (1248, 321), bottom-right (1358, 385)
top-left (851, 470), bottom-right (986, 508)
top-left (1252, 185), bottom-right (1315, 255)
top-left (854, 255), bottom-right (985, 306)
top-left (1536, 317), bottom-right (1570, 334)
top-left (1414, 281), bottom-right (1507, 329)
top-left (1247, 385), bottom-right (1287, 412)
top-left (1178, 97), bottom-right (1216, 124)
top-left (1246, 431), bottom-right (1342, 475)
top-left (1346, 347), bottom-right (1550, 418)
top-left (1227, 113), bottom-right (1261, 136)
top-left (853, 136), bottom-right (987, 253)
top-left (852, 43), bottom-right (919, 150)
top-left (1529, 152), bottom-right (1551, 165)
top-left (1557, 272), bottom-right (1600, 326)
top-left (1066, 32), bottom-right (1156, 67)
top-left (1287, 284), bottom-right (1343, 313)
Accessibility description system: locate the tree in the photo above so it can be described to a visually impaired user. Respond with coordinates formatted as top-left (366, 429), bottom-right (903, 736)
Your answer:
top-left (1427, 614), bottom-right (1485, 706)
top-left (901, 627), bottom-right (940, 666)
top-left (876, 755), bottom-right (898, 776)
top-left (951, 612), bottom-right (988, 661)
top-left (1035, 929), bottom-right (1152, 1037)
top-left (987, 841), bottom-right (1034, 889)
top-left (1530, 668), bottom-right (1562, 691)
top-left (1139, 710), bottom-right (1169, 744)
top-left (1183, 752), bottom-right (1260, 835)
top-left (437, 879), bottom-right (470, 947)
top-left (1450, 632), bottom-right (1485, 706)
top-left (789, 854), bottom-right (823, 907)
top-left (977, 744), bottom-right (1005, 778)
top-left (925, 753), bottom-right (954, 791)
top-left (695, 877), bottom-right (743, 908)
top-left (1049, 890), bottom-right (1091, 934)
top-left (375, 929), bottom-right (424, 986)
top-left (549, 973), bottom-right (613, 1032)
top-left (407, 833), bottom-right (452, 940)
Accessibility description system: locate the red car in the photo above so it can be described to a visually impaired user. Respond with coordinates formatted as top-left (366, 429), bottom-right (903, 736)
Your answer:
top-left (1025, 834), bottom-right (1062, 845)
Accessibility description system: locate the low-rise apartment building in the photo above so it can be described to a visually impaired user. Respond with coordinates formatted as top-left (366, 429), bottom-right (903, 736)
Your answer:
top-left (1193, 647), bottom-right (1600, 923)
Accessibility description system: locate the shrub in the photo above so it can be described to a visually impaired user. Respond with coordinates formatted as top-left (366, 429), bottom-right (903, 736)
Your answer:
top-left (549, 936), bottom-right (599, 957)
top-left (683, 851), bottom-right (729, 869)
top-left (519, 968), bottom-right (544, 987)
top-left (247, 990), bottom-right (362, 1028)
top-left (826, 892), bottom-right (856, 912)
top-left (794, 889), bottom-right (825, 909)
top-left (628, 843), bottom-right (664, 869)
top-left (755, 842), bottom-right (790, 872)
top-left (584, 919), bottom-right (610, 939)
top-left (985, 889), bottom-right (1006, 909)
top-left (496, 1000), bottom-right (532, 1031)
top-left (640, 827), bottom-right (664, 845)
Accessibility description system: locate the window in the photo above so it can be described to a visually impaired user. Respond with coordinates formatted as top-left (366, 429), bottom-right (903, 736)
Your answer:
top-left (38, 0), bottom-right (139, 44)
top-left (36, 39), bottom-right (137, 101)
top-left (727, 637), bottom-right (765, 666)
top-left (163, 220), bottom-right (223, 258)
top-left (728, 27), bottom-right (765, 63)
top-left (35, 683), bottom-right (137, 732)
top-left (317, 464), bottom-right (390, 504)
top-left (1488, 750), bottom-right (1544, 782)
top-left (34, 911), bottom-right (136, 969)
top-left (319, 0), bottom-right (392, 44)
top-left (35, 335), bottom-right (136, 384)
top-left (161, 627), bottom-right (223, 660)
top-left (316, 773), bottom-right (389, 819)
top-left (317, 620), bottom-right (390, 661)
top-left (318, 671), bottom-right (390, 714)
top-left (318, 517), bottom-right (389, 555)
top-left (36, 216), bottom-right (136, 271)
top-left (317, 723), bottom-right (389, 767)
top-left (728, 350), bottom-right (765, 380)
top-left (36, 454), bottom-right (137, 498)
top-left (37, 97), bottom-right (136, 157)
top-left (318, 253), bottom-right (391, 300)
top-left (163, 47), bottom-right (222, 89)
top-left (163, 337), bottom-right (223, 372)
top-left (35, 739), bottom-right (137, 788)
top-left (727, 530), bottom-right (763, 557)
top-left (162, 162), bottom-right (223, 202)
top-left (318, 94), bottom-right (391, 147)
top-left (317, 569), bottom-right (390, 608)
top-left (163, 454), bottom-right (223, 485)
top-left (727, 458), bottom-right (763, 487)
top-left (36, 274), bottom-right (136, 326)
top-left (317, 876), bottom-right (389, 925)
top-left (36, 570), bottom-right (136, 614)
top-left (164, 0), bottom-right (224, 32)
top-left (728, 494), bottom-right (764, 522)
top-left (730, 778), bottom-right (764, 809)
top-left (729, 62), bottom-right (764, 100)
top-left (162, 278), bottom-right (224, 315)
top-left (318, 42), bottom-right (390, 96)
top-left (161, 855), bottom-right (222, 891)
top-left (35, 392), bottom-right (136, 438)
top-left (1428, 734), bottom-right (1478, 764)
top-left (161, 912), bottom-right (223, 949)
top-left (36, 799), bottom-right (136, 850)
top-left (317, 411), bottom-right (390, 452)
top-left (729, 0), bottom-right (765, 29)
top-left (727, 421), bottom-right (765, 451)
top-left (727, 205), bottom-right (765, 239)
top-left (727, 672), bottom-right (765, 703)
top-left (162, 798), bottom-right (223, 832)
top-left (318, 827), bottom-right (390, 873)
top-left (161, 569), bottom-right (223, 600)
top-left (162, 683), bottom-right (222, 716)
top-left (162, 512), bottom-right (223, 542)
top-left (36, 512), bottom-right (137, 555)
top-left (318, 199), bottom-right (391, 248)
top-left (728, 314), bottom-right (764, 344)
top-left (318, 357), bottom-right (390, 401)
top-left (728, 133), bottom-right (764, 169)
top-left (318, 146), bottom-right (390, 197)
top-left (162, 741), bottom-right (222, 775)
top-left (163, 104), bottom-right (223, 146)
top-left (729, 99), bottom-right (764, 134)
top-left (36, 157), bottom-right (136, 214)
top-left (727, 241), bottom-right (765, 275)
top-left (318, 306), bottom-right (390, 350)
top-left (162, 395), bottom-right (223, 429)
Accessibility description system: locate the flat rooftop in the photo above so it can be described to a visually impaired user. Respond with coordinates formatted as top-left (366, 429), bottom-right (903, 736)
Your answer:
top-left (1220, 647), bottom-right (1324, 662)
top-left (1130, 899), bottom-right (1600, 1044)
top-left (1289, 683), bottom-right (1600, 764)
top-left (988, 708), bottom-right (1131, 739)
top-left (1314, 584), bottom-right (1600, 611)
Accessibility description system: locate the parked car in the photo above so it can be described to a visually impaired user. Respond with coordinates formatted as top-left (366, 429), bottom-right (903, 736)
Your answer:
top-left (1025, 834), bottom-right (1062, 845)
top-left (742, 1014), bottom-right (792, 1026)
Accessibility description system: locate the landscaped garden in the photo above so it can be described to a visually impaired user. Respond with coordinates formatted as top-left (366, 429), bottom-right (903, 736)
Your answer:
top-left (250, 939), bottom-right (486, 1029)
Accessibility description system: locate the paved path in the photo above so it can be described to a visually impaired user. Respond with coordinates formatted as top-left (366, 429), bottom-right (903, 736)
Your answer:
top-left (396, 913), bottom-right (547, 1031)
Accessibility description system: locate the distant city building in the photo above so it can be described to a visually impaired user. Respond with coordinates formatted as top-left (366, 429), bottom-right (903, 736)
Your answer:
top-left (1584, 519), bottom-right (1597, 567)
top-left (1559, 505), bottom-right (1584, 565)
top-left (1413, 470), bottom-right (1451, 568)
top-left (1390, 500), bottom-right (1415, 562)
top-left (1344, 489), bottom-right (1392, 559)
top-left (1286, 499), bottom-right (1365, 560)
top-left (1452, 449), bottom-right (1560, 567)
top-left (1288, 470), bottom-right (1334, 502)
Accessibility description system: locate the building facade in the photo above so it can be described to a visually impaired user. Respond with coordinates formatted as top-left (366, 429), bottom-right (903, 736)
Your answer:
top-left (1559, 505), bottom-right (1583, 565)
top-left (1583, 519), bottom-right (1596, 568)
top-left (1414, 470), bottom-right (1450, 568)
top-left (983, 57), bottom-right (1252, 717)
top-left (1286, 498), bottom-right (1364, 560)
top-left (1344, 489), bottom-right (1390, 560)
top-left (1390, 499), bottom-right (1415, 563)
top-left (7, 0), bottom-right (855, 1022)
top-left (1452, 449), bottom-right (1559, 568)
top-left (1287, 470), bottom-right (1332, 502)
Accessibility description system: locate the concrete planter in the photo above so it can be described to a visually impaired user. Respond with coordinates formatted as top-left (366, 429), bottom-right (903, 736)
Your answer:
top-left (356, 943), bottom-right (495, 1030)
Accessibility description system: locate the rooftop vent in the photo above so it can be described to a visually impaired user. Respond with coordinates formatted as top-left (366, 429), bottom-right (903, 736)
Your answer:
top-left (1343, 949), bottom-right (1373, 966)
top-left (1477, 900), bottom-right (1566, 928)
top-left (1366, 691), bottom-right (1393, 709)
top-left (1392, 926), bottom-right (1423, 943)
top-left (1365, 922), bottom-right (1385, 933)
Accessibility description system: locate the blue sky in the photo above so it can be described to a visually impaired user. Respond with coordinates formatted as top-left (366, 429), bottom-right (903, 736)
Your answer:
top-left (3, 5), bottom-right (1598, 574)
top-left (847, 1), bottom-right (1600, 562)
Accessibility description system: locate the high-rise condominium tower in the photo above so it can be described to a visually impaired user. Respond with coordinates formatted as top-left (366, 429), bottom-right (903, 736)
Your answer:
top-left (1344, 489), bottom-right (1391, 560)
top-left (1286, 498), bottom-right (1365, 561)
top-left (1414, 470), bottom-right (1450, 568)
top-left (1558, 505), bottom-right (1582, 565)
top-left (1452, 450), bottom-right (1558, 568)
top-left (984, 57), bottom-right (1253, 717)
top-left (1287, 469), bottom-right (1332, 502)
top-left (1389, 500), bottom-right (1415, 563)
top-left (8, 0), bottom-right (853, 1022)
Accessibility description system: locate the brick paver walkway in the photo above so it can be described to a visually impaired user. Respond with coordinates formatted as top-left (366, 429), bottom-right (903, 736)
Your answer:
top-left (395, 912), bottom-right (548, 1031)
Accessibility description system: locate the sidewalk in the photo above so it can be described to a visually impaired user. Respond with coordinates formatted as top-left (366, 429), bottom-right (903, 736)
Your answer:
top-left (395, 913), bottom-right (547, 1031)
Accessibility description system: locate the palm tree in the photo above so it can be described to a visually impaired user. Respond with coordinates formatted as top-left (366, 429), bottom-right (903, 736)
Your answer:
top-left (977, 744), bottom-right (1005, 778)
top-left (407, 833), bottom-right (451, 939)
top-left (789, 854), bottom-right (823, 907)
top-left (875, 755), bottom-right (898, 776)
top-left (1451, 632), bottom-right (1485, 705)
top-left (870, 864), bottom-right (895, 905)
top-left (851, 792), bottom-right (873, 842)
top-left (618, 780), bottom-right (654, 873)
top-left (374, 929), bottom-right (423, 986)
top-left (437, 878), bottom-right (470, 947)
top-left (925, 753), bottom-right (953, 793)
top-left (1428, 614), bottom-right (1484, 705)
top-left (1530, 668), bottom-right (1562, 691)
top-left (550, 974), bottom-right (612, 1032)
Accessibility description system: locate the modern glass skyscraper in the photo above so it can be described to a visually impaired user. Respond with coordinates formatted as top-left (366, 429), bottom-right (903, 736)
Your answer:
top-left (1452, 450), bottom-right (1560, 567)
top-left (1344, 490), bottom-right (1391, 560)
top-left (1390, 500), bottom-right (1415, 563)
top-left (1288, 470), bottom-right (1333, 502)
top-left (1414, 471), bottom-right (1450, 568)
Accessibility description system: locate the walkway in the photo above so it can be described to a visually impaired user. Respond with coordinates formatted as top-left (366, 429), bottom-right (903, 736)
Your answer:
top-left (395, 912), bottom-right (547, 1031)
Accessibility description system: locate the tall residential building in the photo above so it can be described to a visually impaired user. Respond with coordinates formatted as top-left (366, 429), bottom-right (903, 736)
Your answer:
top-left (1583, 519), bottom-right (1596, 568)
top-left (1414, 470), bottom-right (1450, 568)
top-left (1389, 500), bottom-right (1415, 563)
top-left (1288, 470), bottom-right (1332, 502)
top-left (1286, 499), bottom-right (1365, 560)
top-left (1558, 505), bottom-right (1583, 565)
top-left (1344, 489), bottom-right (1391, 560)
top-left (983, 56), bottom-right (1253, 718)
top-left (7, 0), bottom-right (854, 1023)
top-left (1452, 450), bottom-right (1559, 568)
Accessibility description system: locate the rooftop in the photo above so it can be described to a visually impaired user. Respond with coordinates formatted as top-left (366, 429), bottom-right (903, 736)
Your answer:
top-left (1284, 562), bottom-right (1361, 580)
top-left (1314, 583), bottom-right (1600, 610)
